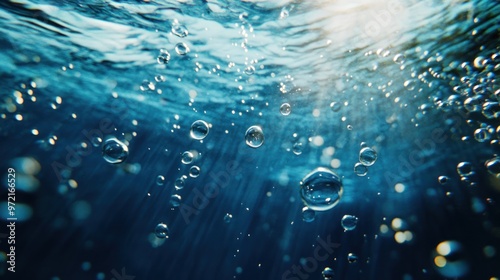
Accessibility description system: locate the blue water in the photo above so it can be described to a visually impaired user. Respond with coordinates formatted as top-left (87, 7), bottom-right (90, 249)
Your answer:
top-left (0, 0), bottom-right (499, 279)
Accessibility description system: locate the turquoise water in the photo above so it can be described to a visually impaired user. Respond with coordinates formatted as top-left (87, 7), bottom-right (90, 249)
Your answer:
top-left (0, 0), bottom-right (499, 279)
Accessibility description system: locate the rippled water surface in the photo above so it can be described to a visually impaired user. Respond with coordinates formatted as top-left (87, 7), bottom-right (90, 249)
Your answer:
top-left (0, 0), bottom-right (499, 279)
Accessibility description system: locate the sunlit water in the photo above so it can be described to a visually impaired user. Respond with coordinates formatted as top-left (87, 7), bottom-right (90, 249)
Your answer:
top-left (0, 0), bottom-right (499, 279)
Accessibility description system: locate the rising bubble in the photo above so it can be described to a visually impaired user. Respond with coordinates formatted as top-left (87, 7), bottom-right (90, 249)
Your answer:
top-left (359, 147), bottom-right (377, 166)
top-left (438, 176), bottom-right (449, 185)
top-left (347, 253), bottom-right (358, 263)
top-left (354, 163), bottom-right (368, 176)
top-left (156, 175), bottom-right (165, 186)
top-left (190, 120), bottom-right (210, 140)
top-left (330, 102), bottom-right (341, 112)
top-left (301, 206), bottom-right (315, 222)
top-left (457, 162), bottom-right (474, 177)
top-left (299, 167), bottom-right (343, 211)
top-left (181, 151), bottom-right (194, 164)
top-left (154, 223), bottom-right (169, 239)
top-left (322, 267), bottom-right (334, 280)
top-left (244, 65), bottom-right (255, 75)
top-left (175, 42), bottom-right (190, 55)
top-left (245, 125), bottom-right (264, 148)
top-left (341, 215), bottom-right (358, 231)
top-left (170, 194), bottom-right (182, 207)
top-left (393, 54), bottom-right (406, 64)
top-left (224, 213), bottom-right (233, 223)
top-left (189, 166), bottom-right (201, 178)
top-left (280, 103), bottom-right (291, 116)
top-left (102, 138), bottom-right (128, 164)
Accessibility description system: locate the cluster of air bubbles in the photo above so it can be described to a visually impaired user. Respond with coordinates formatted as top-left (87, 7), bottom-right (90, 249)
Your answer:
top-left (175, 42), bottom-right (190, 55)
top-left (154, 223), bottom-right (169, 239)
top-left (157, 49), bottom-right (171, 64)
top-left (341, 215), bottom-right (358, 231)
top-left (354, 144), bottom-right (377, 176)
top-left (300, 167), bottom-right (343, 211)
top-left (102, 138), bottom-right (128, 164)
top-left (190, 120), bottom-right (210, 140)
top-left (245, 125), bottom-right (264, 148)
top-left (224, 213), bottom-right (233, 223)
top-left (280, 103), bottom-right (291, 116)
top-left (322, 267), bottom-right (334, 280)
top-left (301, 206), bottom-right (315, 222)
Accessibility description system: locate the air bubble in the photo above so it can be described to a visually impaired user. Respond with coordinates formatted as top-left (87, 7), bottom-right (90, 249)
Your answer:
top-left (299, 167), bottom-right (343, 211)
top-left (354, 163), bottom-right (368, 176)
top-left (174, 176), bottom-right (186, 190)
top-left (301, 206), bottom-right (315, 222)
top-left (292, 142), bottom-right (303, 155)
top-left (245, 125), bottom-right (264, 148)
top-left (347, 253), bottom-right (358, 263)
top-left (175, 42), bottom-right (190, 55)
top-left (322, 267), bottom-right (334, 280)
top-left (485, 157), bottom-right (500, 177)
top-left (224, 213), bottom-right (233, 223)
top-left (474, 128), bottom-right (491, 142)
top-left (404, 79), bottom-right (416, 91)
top-left (181, 151), bottom-right (194, 164)
top-left (341, 215), bottom-right (358, 231)
top-left (170, 194), bottom-right (182, 207)
top-left (457, 162), bottom-right (474, 177)
top-left (190, 120), bottom-right (210, 140)
top-left (359, 147), bottom-right (377, 166)
top-left (393, 54), bottom-right (406, 64)
top-left (154, 223), bottom-right (169, 239)
top-left (330, 102), bottom-right (341, 112)
top-left (189, 166), bottom-right (201, 178)
top-left (156, 175), bottom-right (165, 186)
top-left (244, 65), bottom-right (255, 75)
top-left (438, 176), bottom-right (449, 185)
top-left (102, 138), bottom-right (128, 164)
top-left (280, 103), bottom-right (291, 116)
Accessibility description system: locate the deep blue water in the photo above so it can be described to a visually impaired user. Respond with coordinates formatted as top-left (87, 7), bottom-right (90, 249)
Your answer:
top-left (0, 0), bottom-right (499, 279)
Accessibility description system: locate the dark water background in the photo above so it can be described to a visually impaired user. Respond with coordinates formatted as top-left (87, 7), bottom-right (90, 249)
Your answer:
top-left (0, 0), bottom-right (499, 279)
